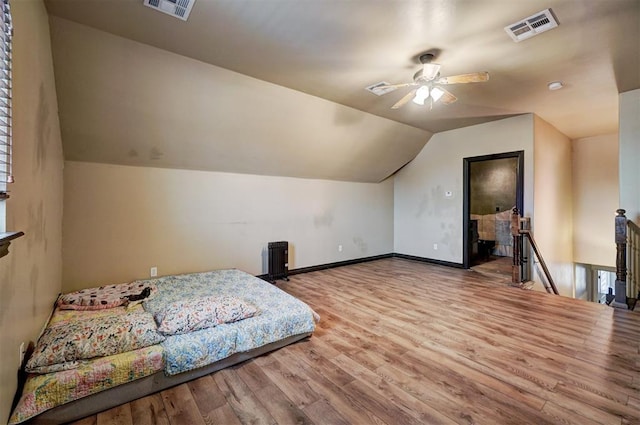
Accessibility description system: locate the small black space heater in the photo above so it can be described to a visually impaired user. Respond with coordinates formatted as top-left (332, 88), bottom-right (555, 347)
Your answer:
top-left (268, 241), bottom-right (289, 283)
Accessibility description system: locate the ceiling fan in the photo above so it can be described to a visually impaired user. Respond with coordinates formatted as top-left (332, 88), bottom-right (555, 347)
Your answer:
top-left (377, 53), bottom-right (489, 109)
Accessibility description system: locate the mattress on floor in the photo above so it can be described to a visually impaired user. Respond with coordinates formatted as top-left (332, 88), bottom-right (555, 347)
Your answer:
top-left (141, 268), bottom-right (317, 375)
top-left (9, 269), bottom-right (317, 423)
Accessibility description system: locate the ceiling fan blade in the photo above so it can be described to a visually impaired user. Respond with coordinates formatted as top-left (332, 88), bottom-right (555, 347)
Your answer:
top-left (437, 72), bottom-right (489, 85)
top-left (391, 89), bottom-right (418, 109)
top-left (439, 88), bottom-right (458, 105)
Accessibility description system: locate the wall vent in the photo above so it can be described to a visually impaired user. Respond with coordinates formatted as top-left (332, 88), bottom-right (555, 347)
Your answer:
top-left (504, 8), bottom-right (558, 42)
top-left (143, 0), bottom-right (195, 21)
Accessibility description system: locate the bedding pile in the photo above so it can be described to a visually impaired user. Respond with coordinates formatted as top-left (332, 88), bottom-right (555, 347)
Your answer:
top-left (9, 306), bottom-right (165, 424)
top-left (9, 269), bottom-right (317, 424)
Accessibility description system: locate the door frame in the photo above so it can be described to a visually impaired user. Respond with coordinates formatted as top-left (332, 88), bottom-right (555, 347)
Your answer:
top-left (462, 150), bottom-right (524, 269)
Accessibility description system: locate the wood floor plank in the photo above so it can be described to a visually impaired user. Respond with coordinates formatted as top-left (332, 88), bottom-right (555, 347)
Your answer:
top-left (253, 383), bottom-right (314, 425)
top-left (234, 359), bottom-right (273, 392)
top-left (286, 341), bottom-right (355, 388)
top-left (130, 393), bottom-right (171, 425)
top-left (277, 347), bottom-right (388, 425)
top-left (341, 376), bottom-right (434, 425)
top-left (332, 353), bottom-right (458, 425)
top-left (258, 357), bottom-right (321, 409)
top-left (68, 258), bottom-right (640, 425)
top-left (96, 403), bottom-right (133, 425)
top-left (160, 384), bottom-right (207, 425)
top-left (555, 381), bottom-right (639, 423)
top-left (384, 344), bottom-right (547, 412)
top-left (374, 357), bottom-right (519, 425)
top-left (187, 375), bottom-right (228, 419)
top-left (213, 368), bottom-right (277, 425)
top-left (541, 400), bottom-right (605, 425)
top-left (207, 404), bottom-right (243, 425)
top-left (302, 398), bottom-right (350, 425)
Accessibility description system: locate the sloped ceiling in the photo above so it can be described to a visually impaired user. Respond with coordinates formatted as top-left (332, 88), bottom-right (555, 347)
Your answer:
top-left (45, 0), bottom-right (640, 182)
top-left (48, 17), bottom-right (430, 183)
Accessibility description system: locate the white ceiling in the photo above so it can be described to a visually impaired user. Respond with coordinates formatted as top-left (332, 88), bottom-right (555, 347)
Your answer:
top-left (44, 0), bottom-right (640, 139)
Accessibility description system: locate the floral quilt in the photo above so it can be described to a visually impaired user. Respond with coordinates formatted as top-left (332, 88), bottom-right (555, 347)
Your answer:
top-left (9, 345), bottom-right (163, 424)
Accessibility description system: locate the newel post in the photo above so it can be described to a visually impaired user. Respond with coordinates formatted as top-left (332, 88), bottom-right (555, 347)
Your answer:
top-left (511, 207), bottom-right (521, 285)
top-left (613, 209), bottom-right (628, 308)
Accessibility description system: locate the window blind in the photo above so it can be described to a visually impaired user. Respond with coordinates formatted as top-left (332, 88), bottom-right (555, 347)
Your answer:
top-left (0, 0), bottom-right (12, 198)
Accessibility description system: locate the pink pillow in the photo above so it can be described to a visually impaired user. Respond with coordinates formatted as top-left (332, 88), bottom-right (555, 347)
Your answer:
top-left (58, 282), bottom-right (156, 310)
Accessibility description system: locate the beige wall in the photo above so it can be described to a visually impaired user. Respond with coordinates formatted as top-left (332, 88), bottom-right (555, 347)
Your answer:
top-left (62, 161), bottom-right (393, 291)
top-left (533, 116), bottom-right (574, 297)
top-left (0, 1), bottom-right (64, 422)
top-left (394, 114), bottom-right (535, 263)
top-left (393, 114), bottom-right (578, 296)
top-left (619, 89), bottom-right (640, 222)
top-left (572, 133), bottom-right (618, 266)
top-left (49, 17), bottom-right (431, 184)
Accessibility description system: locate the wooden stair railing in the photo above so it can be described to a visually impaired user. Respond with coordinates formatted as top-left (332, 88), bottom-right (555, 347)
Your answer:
top-left (610, 209), bottom-right (639, 310)
top-left (511, 208), bottom-right (559, 295)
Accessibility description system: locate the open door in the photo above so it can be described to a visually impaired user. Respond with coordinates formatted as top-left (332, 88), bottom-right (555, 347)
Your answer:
top-left (462, 151), bottom-right (524, 269)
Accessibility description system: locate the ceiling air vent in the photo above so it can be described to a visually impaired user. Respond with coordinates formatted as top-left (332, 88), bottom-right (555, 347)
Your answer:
top-left (365, 82), bottom-right (397, 96)
top-left (505, 8), bottom-right (558, 42)
top-left (143, 0), bottom-right (195, 21)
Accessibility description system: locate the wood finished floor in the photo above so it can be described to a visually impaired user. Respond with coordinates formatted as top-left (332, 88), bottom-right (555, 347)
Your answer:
top-left (470, 256), bottom-right (513, 284)
top-left (71, 258), bottom-right (640, 425)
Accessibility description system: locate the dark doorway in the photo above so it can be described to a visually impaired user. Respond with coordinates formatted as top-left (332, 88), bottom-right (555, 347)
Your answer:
top-left (463, 151), bottom-right (524, 269)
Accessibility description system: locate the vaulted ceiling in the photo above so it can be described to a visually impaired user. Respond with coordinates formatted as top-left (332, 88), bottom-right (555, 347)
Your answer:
top-left (44, 0), bottom-right (639, 182)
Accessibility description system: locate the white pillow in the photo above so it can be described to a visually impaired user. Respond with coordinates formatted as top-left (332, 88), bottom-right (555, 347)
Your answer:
top-left (155, 296), bottom-right (258, 335)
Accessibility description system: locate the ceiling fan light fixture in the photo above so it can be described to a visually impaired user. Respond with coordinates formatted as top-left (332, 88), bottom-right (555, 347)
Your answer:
top-left (384, 52), bottom-right (485, 110)
top-left (431, 86), bottom-right (445, 102)
top-left (422, 63), bottom-right (441, 81)
top-left (413, 86), bottom-right (430, 105)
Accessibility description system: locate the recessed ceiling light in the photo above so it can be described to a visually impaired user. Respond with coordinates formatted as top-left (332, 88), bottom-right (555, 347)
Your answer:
top-left (548, 81), bottom-right (563, 91)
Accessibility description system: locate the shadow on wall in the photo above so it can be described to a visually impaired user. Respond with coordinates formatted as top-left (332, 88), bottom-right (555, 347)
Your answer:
top-left (333, 104), bottom-right (365, 126)
top-left (36, 84), bottom-right (51, 172)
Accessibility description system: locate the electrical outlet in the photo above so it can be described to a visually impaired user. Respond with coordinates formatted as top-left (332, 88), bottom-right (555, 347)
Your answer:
top-left (19, 342), bottom-right (25, 368)
top-left (150, 266), bottom-right (158, 277)
top-left (338, 244), bottom-right (343, 252)
top-left (433, 243), bottom-right (438, 250)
